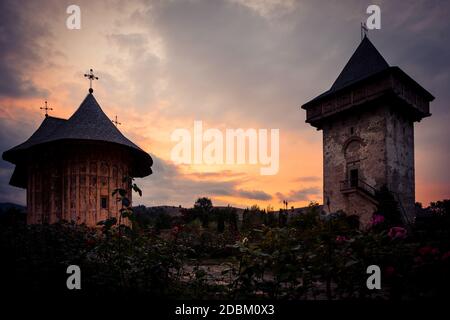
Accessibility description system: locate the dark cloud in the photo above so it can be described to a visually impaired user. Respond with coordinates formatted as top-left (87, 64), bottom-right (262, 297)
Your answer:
top-left (186, 170), bottom-right (248, 179)
top-left (106, 32), bottom-right (161, 108)
top-left (0, 116), bottom-right (34, 204)
top-left (136, 154), bottom-right (272, 206)
top-left (293, 176), bottom-right (321, 182)
top-left (374, 1), bottom-right (450, 189)
top-left (235, 189), bottom-right (272, 201)
top-left (0, 0), bottom-right (50, 97)
top-left (134, 0), bottom-right (319, 129)
top-left (276, 187), bottom-right (320, 202)
top-left (119, 0), bottom-right (450, 138)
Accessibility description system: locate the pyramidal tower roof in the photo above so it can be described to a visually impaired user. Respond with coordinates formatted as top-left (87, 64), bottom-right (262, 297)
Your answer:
top-left (330, 36), bottom-right (389, 91)
top-left (301, 35), bottom-right (434, 128)
top-left (306, 36), bottom-right (391, 103)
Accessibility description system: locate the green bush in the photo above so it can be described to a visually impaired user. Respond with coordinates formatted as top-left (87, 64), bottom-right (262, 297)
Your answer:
top-left (2, 199), bottom-right (449, 299)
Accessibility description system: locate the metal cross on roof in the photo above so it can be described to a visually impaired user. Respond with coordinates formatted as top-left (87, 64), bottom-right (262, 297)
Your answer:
top-left (361, 22), bottom-right (369, 40)
top-left (84, 68), bottom-right (99, 93)
top-left (112, 115), bottom-right (121, 127)
top-left (40, 101), bottom-right (53, 118)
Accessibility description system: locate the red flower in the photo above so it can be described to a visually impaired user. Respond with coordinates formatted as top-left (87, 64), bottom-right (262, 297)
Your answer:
top-left (370, 214), bottom-right (385, 226)
top-left (388, 227), bottom-right (407, 240)
top-left (418, 246), bottom-right (433, 256)
top-left (417, 246), bottom-right (441, 262)
top-left (431, 248), bottom-right (440, 255)
top-left (335, 235), bottom-right (349, 244)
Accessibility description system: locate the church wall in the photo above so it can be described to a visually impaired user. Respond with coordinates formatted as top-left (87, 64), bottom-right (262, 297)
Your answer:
top-left (27, 143), bottom-right (133, 227)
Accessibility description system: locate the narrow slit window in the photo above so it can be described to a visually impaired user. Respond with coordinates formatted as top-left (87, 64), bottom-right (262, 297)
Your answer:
top-left (101, 196), bottom-right (108, 209)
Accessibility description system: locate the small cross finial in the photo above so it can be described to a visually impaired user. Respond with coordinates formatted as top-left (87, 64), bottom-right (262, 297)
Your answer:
top-left (40, 100), bottom-right (53, 117)
top-left (112, 115), bottom-right (121, 127)
top-left (361, 22), bottom-right (369, 40)
top-left (84, 68), bottom-right (99, 93)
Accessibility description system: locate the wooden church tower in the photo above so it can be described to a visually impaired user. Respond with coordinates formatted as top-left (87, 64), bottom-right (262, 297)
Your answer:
top-left (2, 71), bottom-right (153, 226)
top-left (301, 36), bottom-right (434, 225)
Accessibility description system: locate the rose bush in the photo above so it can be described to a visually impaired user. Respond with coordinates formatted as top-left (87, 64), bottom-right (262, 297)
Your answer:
top-left (1, 202), bottom-right (449, 299)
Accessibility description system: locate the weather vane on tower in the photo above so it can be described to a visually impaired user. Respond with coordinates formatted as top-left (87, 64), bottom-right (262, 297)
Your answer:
top-left (84, 68), bottom-right (99, 93)
top-left (361, 22), bottom-right (369, 40)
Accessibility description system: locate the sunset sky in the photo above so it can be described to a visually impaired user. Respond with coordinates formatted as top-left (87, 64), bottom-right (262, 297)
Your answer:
top-left (0, 0), bottom-right (449, 209)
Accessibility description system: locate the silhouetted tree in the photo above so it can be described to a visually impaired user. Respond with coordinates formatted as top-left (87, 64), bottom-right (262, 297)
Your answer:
top-left (0, 206), bottom-right (26, 226)
top-left (429, 200), bottom-right (450, 217)
top-left (155, 212), bottom-right (172, 230)
top-left (242, 209), bottom-right (250, 230)
top-left (227, 207), bottom-right (238, 232)
top-left (194, 197), bottom-right (213, 228)
top-left (278, 209), bottom-right (288, 227)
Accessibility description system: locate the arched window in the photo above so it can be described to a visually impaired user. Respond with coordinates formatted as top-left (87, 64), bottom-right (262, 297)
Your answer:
top-left (343, 137), bottom-right (364, 162)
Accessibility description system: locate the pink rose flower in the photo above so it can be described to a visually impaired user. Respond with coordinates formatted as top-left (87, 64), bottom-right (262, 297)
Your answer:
top-left (418, 246), bottom-right (433, 256)
top-left (388, 226), bottom-right (407, 240)
top-left (335, 235), bottom-right (349, 244)
top-left (417, 246), bottom-right (441, 261)
top-left (431, 248), bottom-right (440, 255)
top-left (370, 214), bottom-right (385, 226)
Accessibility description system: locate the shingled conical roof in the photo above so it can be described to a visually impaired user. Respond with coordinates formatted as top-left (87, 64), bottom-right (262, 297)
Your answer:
top-left (4, 115), bottom-right (67, 153)
top-left (46, 93), bottom-right (146, 151)
top-left (3, 92), bottom-right (153, 184)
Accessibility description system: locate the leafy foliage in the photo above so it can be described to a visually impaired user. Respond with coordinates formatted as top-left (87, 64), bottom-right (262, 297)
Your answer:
top-left (1, 188), bottom-right (449, 299)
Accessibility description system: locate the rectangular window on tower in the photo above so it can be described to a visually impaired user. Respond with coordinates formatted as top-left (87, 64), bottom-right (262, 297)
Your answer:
top-left (100, 196), bottom-right (108, 209)
top-left (350, 169), bottom-right (359, 188)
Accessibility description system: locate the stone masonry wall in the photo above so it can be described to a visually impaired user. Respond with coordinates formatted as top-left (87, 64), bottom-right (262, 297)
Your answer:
top-left (323, 104), bottom-right (388, 224)
top-left (323, 102), bottom-right (416, 225)
top-left (385, 105), bottom-right (415, 221)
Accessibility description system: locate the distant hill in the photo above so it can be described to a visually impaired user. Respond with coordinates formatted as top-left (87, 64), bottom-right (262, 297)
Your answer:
top-left (132, 204), bottom-right (323, 222)
top-left (134, 205), bottom-right (184, 217)
top-left (0, 202), bottom-right (322, 219)
top-left (0, 202), bottom-right (27, 224)
top-left (0, 202), bottom-right (26, 214)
